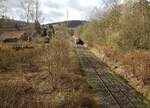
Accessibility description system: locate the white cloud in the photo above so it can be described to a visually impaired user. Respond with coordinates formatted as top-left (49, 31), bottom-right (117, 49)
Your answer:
top-left (40, 5), bottom-right (51, 14)
top-left (78, 0), bottom-right (98, 7)
top-left (6, 0), bottom-right (100, 23)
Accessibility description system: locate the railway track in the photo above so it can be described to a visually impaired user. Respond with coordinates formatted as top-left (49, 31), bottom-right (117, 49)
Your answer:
top-left (76, 46), bottom-right (149, 108)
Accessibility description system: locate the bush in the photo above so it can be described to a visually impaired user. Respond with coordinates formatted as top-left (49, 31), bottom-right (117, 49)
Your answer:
top-left (0, 80), bottom-right (36, 108)
top-left (58, 90), bottom-right (98, 108)
top-left (0, 44), bottom-right (18, 72)
top-left (102, 46), bottom-right (123, 63)
top-left (122, 50), bottom-right (150, 86)
top-left (77, 0), bottom-right (150, 51)
top-left (34, 20), bottom-right (41, 34)
top-left (118, 0), bottom-right (150, 50)
top-left (0, 43), bottom-right (41, 73)
top-left (1, 37), bottom-right (99, 108)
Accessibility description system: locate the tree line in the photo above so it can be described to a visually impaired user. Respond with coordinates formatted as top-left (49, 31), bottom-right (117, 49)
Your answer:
top-left (76, 0), bottom-right (150, 51)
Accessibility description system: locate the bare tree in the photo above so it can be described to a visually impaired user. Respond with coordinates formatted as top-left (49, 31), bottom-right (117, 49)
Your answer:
top-left (0, 0), bottom-right (7, 18)
top-left (102, 0), bottom-right (122, 9)
top-left (35, 0), bottom-right (41, 21)
top-left (19, 0), bottom-right (36, 23)
top-left (19, 0), bottom-right (42, 23)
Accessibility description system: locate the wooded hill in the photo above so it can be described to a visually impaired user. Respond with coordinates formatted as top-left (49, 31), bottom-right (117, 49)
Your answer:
top-left (48, 20), bottom-right (87, 28)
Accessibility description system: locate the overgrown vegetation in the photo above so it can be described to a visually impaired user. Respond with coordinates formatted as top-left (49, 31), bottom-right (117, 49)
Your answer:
top-left (0, 33), bottom-right (98, 108)
top-left (76, 0), bottom-right (150, 100)
top-left (34, 20), bottom-right (42, 34)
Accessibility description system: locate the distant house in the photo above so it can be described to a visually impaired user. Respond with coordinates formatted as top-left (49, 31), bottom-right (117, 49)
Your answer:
top-left (0, 31), bottom-right (29, 42)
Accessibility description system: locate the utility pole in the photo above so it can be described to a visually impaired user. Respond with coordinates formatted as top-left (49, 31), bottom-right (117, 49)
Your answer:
top-left (66, 8), bottom-right (69, 37)
top-left (67, 8), bottom-right (69, 27)
top-left (35, 0), bottom-right (39, 21)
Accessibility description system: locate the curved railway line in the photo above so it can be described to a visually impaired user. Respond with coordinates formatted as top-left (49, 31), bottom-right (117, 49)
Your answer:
top-left (76, 46), bottom-right (149, 108)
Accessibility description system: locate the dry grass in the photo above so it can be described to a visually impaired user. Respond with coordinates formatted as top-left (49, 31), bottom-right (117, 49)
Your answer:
top-left (93, 45), bottom-right (123, 67)
top-left (0, 79), bottom-right (39, 108)
top-left (0, 42), bottom-right (41, 73)
top-left (92, 45), bottom-right (150, 100)
top-left (95, 45), bottom-right (150, 87)
top-left (101, 46), bottom-right (123, 63)
top-left (0, 38), bottom-right (99, 108)
top-left (122, 50), bottom-right (150, 86)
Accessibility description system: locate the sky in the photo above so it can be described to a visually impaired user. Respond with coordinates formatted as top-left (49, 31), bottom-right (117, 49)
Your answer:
top-left (6, 0), bottom-right (102, 24)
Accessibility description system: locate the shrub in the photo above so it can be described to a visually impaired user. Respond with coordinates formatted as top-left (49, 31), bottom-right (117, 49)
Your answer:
top-left (34, 20), bottom-right (41, 34)
top-left (122, 50), bottom-right (150, 86)
top-left (0, 43), bottom-right (41, 73)
top-left (77, 0), bottom-right (150, 51)
top-left (0, 44), bottom-right (18, 72)
top-left (102, 46), bottom-right (123, 63)
top-left (58, 90), bottom-right (98, 108)
top-left (0, 37), bottom-right (99, 108)
top-left (118, 0), bottom-right (150, 50)
top-left (0, 80), bottom-right (36, 108)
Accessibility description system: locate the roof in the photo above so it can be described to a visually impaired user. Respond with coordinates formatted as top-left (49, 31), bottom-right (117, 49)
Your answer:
top-left (0, 31), bottom-right (26, 40)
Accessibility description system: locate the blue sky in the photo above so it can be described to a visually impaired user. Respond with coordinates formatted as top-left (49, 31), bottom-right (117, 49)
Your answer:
top-left (6, 0), bottom-right (101, 24)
